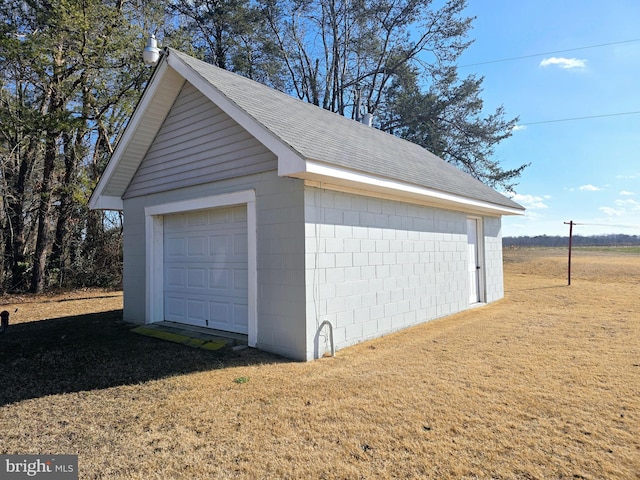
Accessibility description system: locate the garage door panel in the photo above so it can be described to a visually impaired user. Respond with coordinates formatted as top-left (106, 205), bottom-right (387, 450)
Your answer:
top-left (187, 236), bottom-right (207, 256)
top-left (209, 209), bottom-right (231, 224)
top-left (209, 236), bottom-right (246, 261)
top-left (187, 210), bottom-right (208, 226)
top-left (233, 233), bottom-right (248, 255)
top-left (232, 207), bottom-right (246, 222)
top-left (209, 301), bottom-right (229, 325)
top-left (187, 268), bottom-right (206, 288)
top-left (233, 268), bottom-right (248, 289)
top-left (164, 214), bottom-right (186, 230)
top-left (209, 235), bottom-right (230, 258)
top-left (165, 295), bottom-right (187, 321)
top-left (163, 205), bottom-right (248, 333)
top-left (233, 304), bottom-right (248, 330)
top-left (209, 268), bottom-right (230, 289)
top-left (209, 299), bottom-right (248, 334)
top-left (166, 267), bottom-right (185, 287)
top-left (187, 299), bottom-right (207, 322)
top-left (165, 237), bottom-right (185, 257)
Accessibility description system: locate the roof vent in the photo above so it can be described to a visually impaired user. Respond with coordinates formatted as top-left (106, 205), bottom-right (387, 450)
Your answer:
top-left (362, 112), bottom-right (373, 127)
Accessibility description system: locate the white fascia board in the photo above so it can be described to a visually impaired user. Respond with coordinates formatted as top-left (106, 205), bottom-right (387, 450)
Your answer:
top-left (145, 190), bottom-right (255, 216)
top-left (277, 150), bottom-right (308, 177)
top-left (89, 60), bottom-right (172, 211)
top-left (166, 51), bottom-right (305, 173)
top-left (295, 161), bottom-right (525, 216)
top-left (89, 195), bottom-right (123, 211)
top-left (276, 145), bottom-right (314, 178)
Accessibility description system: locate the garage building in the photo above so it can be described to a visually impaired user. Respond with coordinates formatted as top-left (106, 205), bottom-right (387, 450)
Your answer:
top-left (90, 48), bottom-right (524, 360)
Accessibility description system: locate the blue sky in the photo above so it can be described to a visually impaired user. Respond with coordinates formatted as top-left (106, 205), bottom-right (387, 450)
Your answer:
top-left (456, 0), bottom-right (640, 237)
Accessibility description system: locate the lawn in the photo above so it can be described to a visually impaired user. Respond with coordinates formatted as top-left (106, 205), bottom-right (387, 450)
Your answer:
top-left (1, 248), bottom-right (638, 479)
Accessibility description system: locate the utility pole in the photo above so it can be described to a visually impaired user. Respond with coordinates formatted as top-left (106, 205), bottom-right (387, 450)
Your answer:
top-left (564, 221), bottom-right (574, 285)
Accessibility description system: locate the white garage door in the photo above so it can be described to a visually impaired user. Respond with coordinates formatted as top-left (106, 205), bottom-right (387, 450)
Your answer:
top-left (163, 205), bottom-right (248, 334)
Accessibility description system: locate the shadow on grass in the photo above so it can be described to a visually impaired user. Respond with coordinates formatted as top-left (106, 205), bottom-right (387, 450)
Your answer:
top-left (0, 310), bottom-right (288, 406)
top-left (505, 284), bottom-right (569, 293)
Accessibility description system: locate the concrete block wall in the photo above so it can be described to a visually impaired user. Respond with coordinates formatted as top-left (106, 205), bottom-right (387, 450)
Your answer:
top-left (482, 216), bottom-right (504, 303)
top-left (304, 187), bottom-right (479, 359)
top-left (252, 173), bottom-right (307, 359)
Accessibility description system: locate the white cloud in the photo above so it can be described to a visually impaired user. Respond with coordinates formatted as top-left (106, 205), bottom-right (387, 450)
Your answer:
top-left (616, 173), bottom-right (639, 179)
top-left (599, 198), bottom-right (640, 218)
top-left (579, 184), bottom-right (601, 191)
top-left (511, 125), bottom-right (527, 132)
top-left (511, 193), bottom-right (549, 210)
top-left (599, 206), bottom-right (624, 217)
top-left (523, 211), bottom-right (545, 221)
top-left (539, 57), bottom-right (587, 69)
top-left (615, 198), bottom-right (640, 211)
top-left (619, 190), bottom-right (635, 196)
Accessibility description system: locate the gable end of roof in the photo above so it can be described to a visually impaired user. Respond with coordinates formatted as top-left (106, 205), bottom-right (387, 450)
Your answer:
top-left (90, 48), bottom-right (524, 216)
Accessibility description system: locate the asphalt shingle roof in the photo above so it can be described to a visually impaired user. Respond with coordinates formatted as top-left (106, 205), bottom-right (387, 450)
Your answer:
top-left (170, 49), bottom-right (523, 211)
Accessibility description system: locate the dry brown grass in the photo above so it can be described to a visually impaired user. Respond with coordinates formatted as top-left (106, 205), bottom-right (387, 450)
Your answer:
top-left (1, 248), bottom-right (639, 479)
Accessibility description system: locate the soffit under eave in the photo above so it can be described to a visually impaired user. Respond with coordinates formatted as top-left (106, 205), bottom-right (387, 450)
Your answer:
top-left (296, 171), bottom-right (525, 217)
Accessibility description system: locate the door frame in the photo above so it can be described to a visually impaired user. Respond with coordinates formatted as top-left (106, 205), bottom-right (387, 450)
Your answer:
top-left (144, 190), bottom-right (257, 347)
top-left (467, 216), bottom-right (485, 304)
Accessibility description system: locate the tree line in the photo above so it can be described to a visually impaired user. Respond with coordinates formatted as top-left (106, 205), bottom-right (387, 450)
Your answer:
top-left (503, 234), bottom-right (640, 248)
top-left (1, 0), bottom-right (526, 293)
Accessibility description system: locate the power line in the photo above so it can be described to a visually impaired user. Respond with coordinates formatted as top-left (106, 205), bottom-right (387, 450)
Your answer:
top-left (459, 38), bottom-right (640, 68)
top-left (518, 110), bottom-right (640, 126)
top-left (572, 223), bottom-right (640, 229)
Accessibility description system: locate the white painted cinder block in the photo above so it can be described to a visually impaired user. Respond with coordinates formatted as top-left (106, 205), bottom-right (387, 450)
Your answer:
top-left (304, 186), bottom-right (505, 360)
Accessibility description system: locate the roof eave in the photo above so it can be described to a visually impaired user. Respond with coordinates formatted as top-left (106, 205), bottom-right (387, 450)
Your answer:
top-left (287, 161), bottom-right (525, 217)
top-left (90, 195), bottom-right (123, 211)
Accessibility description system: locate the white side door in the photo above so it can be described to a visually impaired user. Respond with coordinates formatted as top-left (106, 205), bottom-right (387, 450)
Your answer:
top-left (467, 218), bottom-right (481, 304)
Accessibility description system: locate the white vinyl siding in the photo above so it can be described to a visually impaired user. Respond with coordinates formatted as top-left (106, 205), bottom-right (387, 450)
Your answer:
top-left (124, 82), bottom-right (277, 198)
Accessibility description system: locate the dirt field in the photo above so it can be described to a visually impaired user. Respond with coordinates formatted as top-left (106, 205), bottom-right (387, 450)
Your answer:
top-left (0, 248), bottom-right (638, 479)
